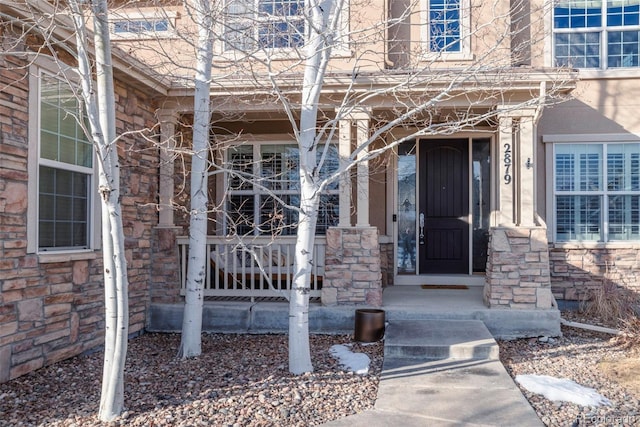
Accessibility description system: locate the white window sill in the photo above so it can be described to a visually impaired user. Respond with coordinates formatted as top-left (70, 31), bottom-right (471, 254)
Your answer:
top-left (577, 68), bottom-right (640, 80)
top-left (111, 32), bottom-right (178, 41)
top-left (217, 47), bottom-right (352, 62)
top-left (418, 52), bottom-right (474, 62)
top-left (38, 250), bottom-right (99, 264)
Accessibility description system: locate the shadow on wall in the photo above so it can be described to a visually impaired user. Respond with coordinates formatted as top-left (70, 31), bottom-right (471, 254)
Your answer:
top-left (549, 248), bottom-right (640, 323)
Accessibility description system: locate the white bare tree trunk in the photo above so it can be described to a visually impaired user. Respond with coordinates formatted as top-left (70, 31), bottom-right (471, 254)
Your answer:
top-left (178, 0), bottom-right (214, 359)
top-left (69, 0), bottom-right (129, 421)
top-left (289, 0), bottom-right (333, 375)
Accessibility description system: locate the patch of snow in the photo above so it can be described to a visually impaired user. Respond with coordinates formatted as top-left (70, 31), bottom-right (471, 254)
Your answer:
top-left (515, 374), bottom-right (612, 407)
top-left (329, 344), bottom-right (370, 375)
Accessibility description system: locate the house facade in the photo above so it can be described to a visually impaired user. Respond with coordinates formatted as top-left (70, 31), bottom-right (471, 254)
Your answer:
top-left (2, 0), bottom-right (640, 382)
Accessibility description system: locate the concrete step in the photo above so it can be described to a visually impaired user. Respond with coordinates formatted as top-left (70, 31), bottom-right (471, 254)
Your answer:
top-left (384, 319), bottom-right (499, 360)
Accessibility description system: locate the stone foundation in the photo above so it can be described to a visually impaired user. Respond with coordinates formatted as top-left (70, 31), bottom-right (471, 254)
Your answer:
top-left (322, 227), bottom-right (382, 306)
top-left (549, 246), bottom-right (640, 301)
top-left (484, 227), bottom-right (554, 309)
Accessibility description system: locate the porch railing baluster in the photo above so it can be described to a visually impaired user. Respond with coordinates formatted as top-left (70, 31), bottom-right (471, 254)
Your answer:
top-left (177, 236), bottom-right (324, 299)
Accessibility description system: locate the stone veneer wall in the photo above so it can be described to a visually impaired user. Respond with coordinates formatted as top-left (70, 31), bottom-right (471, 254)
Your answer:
top-left (379, 241), bottom-right (394, 287)
top-left (484, 227), bottom-right (554, 309)
top-left (149, 227), bottom-right (184, 304)
top-left (0, 49), bottom-right (160, 382)
top-left (321, 227), bottom-right (383, 306)
top-left (549, 247), bottom-right (640, 301)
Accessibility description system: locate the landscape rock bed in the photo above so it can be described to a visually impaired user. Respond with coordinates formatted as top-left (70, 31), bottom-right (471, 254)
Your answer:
top-left (3, 314), bottom-right (639, 427)
top-left (499, 312), bottom-right (640, 427)
top-left (0, 334), bottom-right (383, 427)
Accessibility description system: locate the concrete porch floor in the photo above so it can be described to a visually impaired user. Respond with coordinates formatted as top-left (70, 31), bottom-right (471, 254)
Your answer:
top-left (381, 286), bottom-right (561, 338)
top-left (148, 285), bottom-right (561, 339)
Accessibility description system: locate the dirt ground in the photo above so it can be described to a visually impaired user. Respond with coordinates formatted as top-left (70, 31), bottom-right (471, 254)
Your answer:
top-left (598, 356), bottom-right (640, 398)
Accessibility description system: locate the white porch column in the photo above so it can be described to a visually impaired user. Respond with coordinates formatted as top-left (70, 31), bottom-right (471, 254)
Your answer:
top-left (498, 114), bottom-right (515, 226)
top-left (355, 112), bottom-right (371, 227)
top-left (158, 110), bottom-right (179, 227)
top-left (338, 118), bottom-right (352, 227)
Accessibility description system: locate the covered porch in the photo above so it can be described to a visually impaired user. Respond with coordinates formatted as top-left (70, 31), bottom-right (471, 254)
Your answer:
top-left (150, 74), bottom-right (575, 315)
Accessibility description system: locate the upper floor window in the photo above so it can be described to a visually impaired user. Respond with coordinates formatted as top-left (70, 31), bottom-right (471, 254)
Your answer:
top-left (429, 0), bottom-right (461, 52)
top-left (113, 18), bottom-right (170, 35)
top-left (225, 142), bottom-right (339, 236)
top-left (225, 0), bottom-right (305, 50)
top-left (553, 0), bottom-right (640, 69)
top-left (38, 72), bottom-right (94, 251)
top-left (109, 11), bottom-right (179, 39)
top-left (553, 142), bottom-right (640, 242)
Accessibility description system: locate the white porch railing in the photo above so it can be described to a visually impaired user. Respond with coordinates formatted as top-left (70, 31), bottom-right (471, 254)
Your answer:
top-left (177, 236), bottom-right (325, 299)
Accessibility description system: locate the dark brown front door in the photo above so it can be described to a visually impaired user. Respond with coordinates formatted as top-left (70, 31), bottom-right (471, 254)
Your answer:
top-left (418, 139), bottom-right (469, 274)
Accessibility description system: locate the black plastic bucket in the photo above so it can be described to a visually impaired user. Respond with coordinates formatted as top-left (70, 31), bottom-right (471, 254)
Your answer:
top-left (354, 309), bottom-right (385, 342)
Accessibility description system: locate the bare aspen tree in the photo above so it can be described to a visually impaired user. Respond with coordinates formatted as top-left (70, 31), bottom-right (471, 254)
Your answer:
top-left (68, 0), bottom-right (129, 420)
top-left (178, 0), bottom-right (215, 359)
top-left (287, 0), bottom-right (337, 374)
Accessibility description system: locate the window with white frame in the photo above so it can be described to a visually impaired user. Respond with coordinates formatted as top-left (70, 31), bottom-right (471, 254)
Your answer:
top-left (553, 0), bottom-right (640, 69)
top-left (428, 0), bottom-right (462, 52)
top-left (37, 72), bottom-right (93, 251)
top-left (109, 11), bottom-right (179, 39)
top-left (113, 18), bottom-right (169, 34)
top-left (226, 143), bottom-right (339, 235)
top-left (553, 143), bottom-right (640, 242)
top-left (224, 0), bottom-right (306, 50)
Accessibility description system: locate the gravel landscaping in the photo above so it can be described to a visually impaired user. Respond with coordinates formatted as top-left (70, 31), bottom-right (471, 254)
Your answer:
top-left (500, 312), bottom-right (640, 427)
top-left (0, 334), bottom-right (383, 427)
top-left (1, 312), bottom-right (639, 427)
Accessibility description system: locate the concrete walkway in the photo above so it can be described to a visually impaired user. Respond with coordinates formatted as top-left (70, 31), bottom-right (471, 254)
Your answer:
top-left (322, 319), bottom-right (543, 427)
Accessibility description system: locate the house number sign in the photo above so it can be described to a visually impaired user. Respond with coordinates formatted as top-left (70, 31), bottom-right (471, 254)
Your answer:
top-left (503, 143), bottom-right (512, 184)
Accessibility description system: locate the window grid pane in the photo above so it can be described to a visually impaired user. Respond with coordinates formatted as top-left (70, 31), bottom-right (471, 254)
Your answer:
top-left (608, 152), bottom-right (625, 190)
top-left (258, 194), bottom-right (298, 235)
top-left (260, 145), bottom-right (300, 191)
top-left (317, 194), bottom-right (339, 234)
top-left (429, 0), bottom-right (462, 52)
top-left (554, 1), bottom-right (603, 29)
top-left (225, 0), bottom-right (305, 50)
top-left (607, 0), bottom-right (640, 26)
top-left (227, 143), bottom-right (339, 235)
top-left (228, 194), bottom-right (255, 236)
top-left (608, 143), bottom-right (640, 190)
top-left (632, 153), bottom-right (640, 190)
top-left (228, 145), bottom-right (254, 190)
top-left (555, 1), bottom-right (640, 68)
top-left (555, 153), bottom-right (575, 191)
top-left (554, 32), bottom-right (601, 68)
top-left (38, 166), bottom-right (89, 249)
top-left (607, 30), bottom-right (640, 67)
top-left (608, 195), bottom-right (640, 239)
top-left (40, 74), bottom-right (92, 168)
top-left (555, 143), bottom-right (640, 242)
top-left (556, 195), bottom-right (602, 241)
top-left (579, 152), bottom-right (602, 191)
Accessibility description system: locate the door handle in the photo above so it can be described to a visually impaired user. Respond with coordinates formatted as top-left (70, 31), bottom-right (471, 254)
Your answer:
top-left (419, 212), bottom-right (425, 245)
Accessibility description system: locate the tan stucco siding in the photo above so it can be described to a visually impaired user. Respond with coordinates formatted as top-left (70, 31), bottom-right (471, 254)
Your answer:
top-left (539, 78), bottom-right (640, 135)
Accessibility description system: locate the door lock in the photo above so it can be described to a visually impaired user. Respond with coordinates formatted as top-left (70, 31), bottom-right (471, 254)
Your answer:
top-left (419, 212), bottom-right (425, 245)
